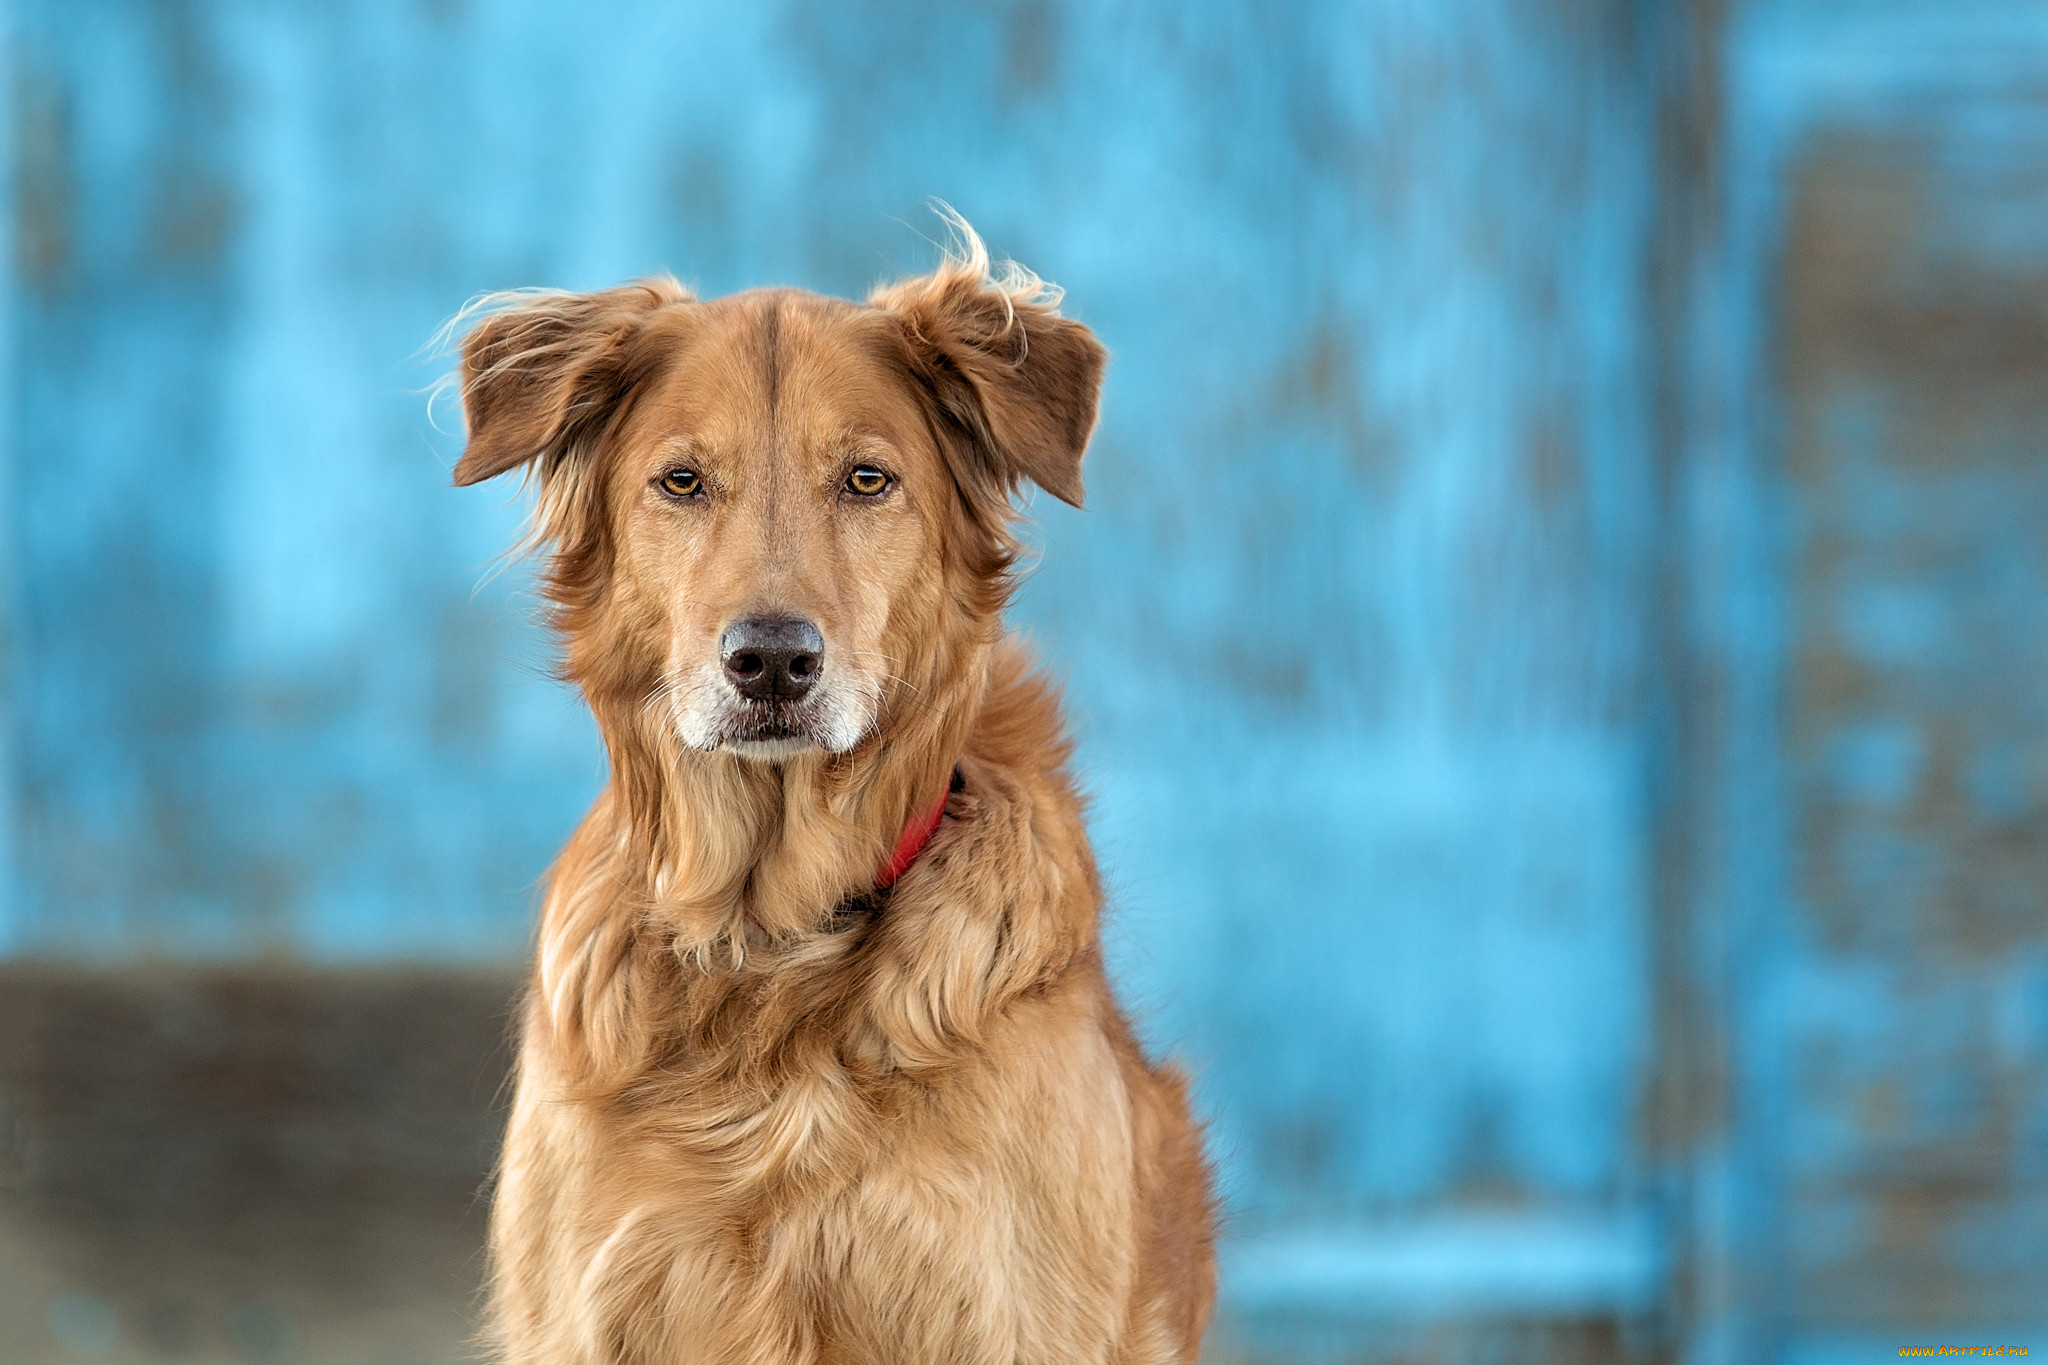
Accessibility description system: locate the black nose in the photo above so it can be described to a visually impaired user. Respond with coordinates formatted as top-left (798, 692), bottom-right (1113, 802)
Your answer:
top-left (720, 616), bottom-right (824, 702)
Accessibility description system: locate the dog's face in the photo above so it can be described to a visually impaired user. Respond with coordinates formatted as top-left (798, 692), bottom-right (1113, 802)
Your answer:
top-left (451, 244), bottom-right (1104, 765)
top-left (607, 292), bottom-right (951, 761)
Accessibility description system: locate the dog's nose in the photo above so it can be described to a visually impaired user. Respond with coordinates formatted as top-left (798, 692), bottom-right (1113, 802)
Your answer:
top-left (720, 616), bottom-right (824, 702)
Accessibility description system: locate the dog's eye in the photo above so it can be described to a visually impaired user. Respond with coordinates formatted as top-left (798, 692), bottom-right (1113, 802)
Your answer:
top-left (658, 467), bottom-right (703, 499)
top-left (844, 466), bottom-right (891, 498)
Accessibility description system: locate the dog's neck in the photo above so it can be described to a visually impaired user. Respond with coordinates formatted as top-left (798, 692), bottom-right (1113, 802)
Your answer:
top-left (593, 646), bottom-right (988, 952)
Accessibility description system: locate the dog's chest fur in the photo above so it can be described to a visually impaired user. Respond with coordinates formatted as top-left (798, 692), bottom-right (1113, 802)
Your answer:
top-left (516, 977), bottom-right (1138, 1361)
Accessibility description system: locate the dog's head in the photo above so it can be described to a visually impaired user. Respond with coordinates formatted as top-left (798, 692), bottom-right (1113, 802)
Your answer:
top-left (451, 226), bottom-right (1104, 765)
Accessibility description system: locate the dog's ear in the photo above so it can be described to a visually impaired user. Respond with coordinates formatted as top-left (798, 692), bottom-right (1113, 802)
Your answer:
top-left (873, 231), bottom-right (1104, 510)
top-left (451, 279), bottom-right (689, 487)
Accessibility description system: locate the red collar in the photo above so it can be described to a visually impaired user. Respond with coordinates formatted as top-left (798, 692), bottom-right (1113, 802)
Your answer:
top-left (874, 767), bottom-right (959, 890)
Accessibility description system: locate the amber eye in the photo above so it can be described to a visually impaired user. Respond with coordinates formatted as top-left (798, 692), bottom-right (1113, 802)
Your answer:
top-left (844, 465), bottom-right (891, 498)
top-left (658, 467), bottom-right (703, 499)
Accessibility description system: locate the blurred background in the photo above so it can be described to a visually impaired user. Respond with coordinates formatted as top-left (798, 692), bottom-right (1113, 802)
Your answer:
top-left (0, 1), bottom-right (2043, 1362)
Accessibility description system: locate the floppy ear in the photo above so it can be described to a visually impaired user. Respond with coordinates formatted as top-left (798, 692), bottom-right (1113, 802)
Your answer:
top-left (451, 279), bottom-right (689, 487)
top-left (872, 231), bottom-right (1105, 509)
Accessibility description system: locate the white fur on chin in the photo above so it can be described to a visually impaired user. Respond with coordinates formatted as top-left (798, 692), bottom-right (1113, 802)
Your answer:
top-left (665, 659), bottom-right (881, 760)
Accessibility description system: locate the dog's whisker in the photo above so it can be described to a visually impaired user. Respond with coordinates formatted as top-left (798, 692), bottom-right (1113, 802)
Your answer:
top-left (843, 658), bottom-right (924, 698)
top-left (841, 655), bottom-right (925, 699)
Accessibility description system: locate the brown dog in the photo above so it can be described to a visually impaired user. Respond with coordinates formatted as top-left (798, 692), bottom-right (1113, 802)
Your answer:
top-left (451, 220), bottom-right (1216, 1364)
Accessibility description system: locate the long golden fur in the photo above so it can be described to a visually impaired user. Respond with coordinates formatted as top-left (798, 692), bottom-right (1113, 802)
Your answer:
top-left (452, 219), bottom-right (1216, 1364)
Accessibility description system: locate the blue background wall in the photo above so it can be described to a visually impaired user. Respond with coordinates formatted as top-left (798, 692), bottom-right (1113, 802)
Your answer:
top-left (1, 1), bottom-right (2043, 1360)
